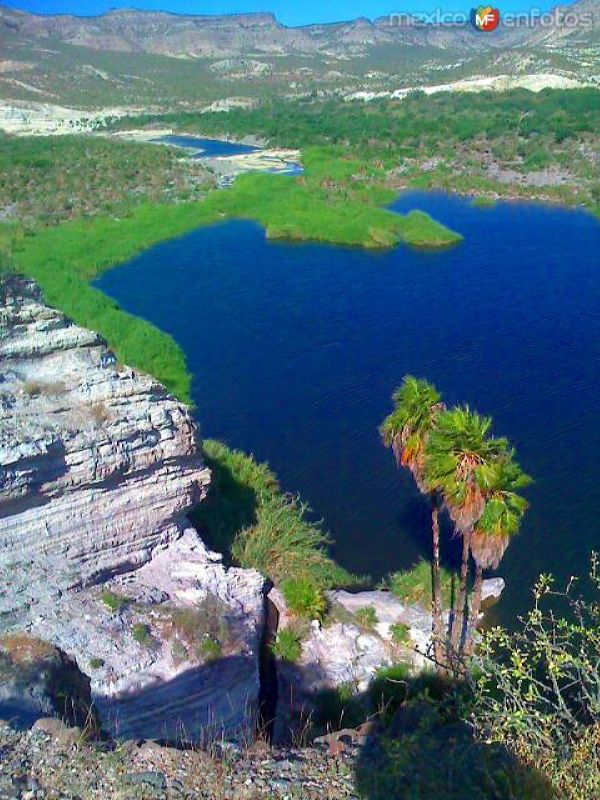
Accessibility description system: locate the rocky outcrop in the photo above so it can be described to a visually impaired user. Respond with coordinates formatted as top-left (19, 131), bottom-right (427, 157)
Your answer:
top-left (0, 277), bottom-right (265, 741)
top-left (270, 580), bottom-right (504, 742)
top-left (0, 635), bottom-right (95, 732)
top-left (0, 277), bottom-right (210, 612)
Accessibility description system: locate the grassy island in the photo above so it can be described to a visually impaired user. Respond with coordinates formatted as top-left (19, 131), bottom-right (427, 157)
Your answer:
top-left (5, 145), bottom-right (460, 402)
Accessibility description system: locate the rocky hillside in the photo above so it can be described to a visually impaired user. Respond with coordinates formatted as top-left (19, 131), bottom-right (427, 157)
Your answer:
top-left (0, 2), bottom-right (597, 58)
top-left (0, 277), bottom-right (265, 742)
top-left (0, 2), bottom-right (596, 109)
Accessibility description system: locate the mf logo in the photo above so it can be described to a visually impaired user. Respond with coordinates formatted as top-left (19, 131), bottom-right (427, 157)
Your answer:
top-left (471, 6), bottom-right (501, 30)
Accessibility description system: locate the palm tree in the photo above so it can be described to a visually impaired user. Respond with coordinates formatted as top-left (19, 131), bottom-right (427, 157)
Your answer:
top-left (424, 406), bottom-right (508, 654)
top-left (468, 455), bottom-right (531, 633)
top-left (380, 376), bottom-right (446, 665)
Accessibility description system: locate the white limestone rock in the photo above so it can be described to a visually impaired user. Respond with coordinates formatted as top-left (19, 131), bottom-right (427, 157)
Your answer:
top-left (0, 278), bottom-right (265, 741)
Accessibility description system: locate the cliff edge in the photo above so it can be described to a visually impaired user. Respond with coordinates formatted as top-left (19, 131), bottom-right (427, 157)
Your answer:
top-left (0, 277), bottom-right (265, 742)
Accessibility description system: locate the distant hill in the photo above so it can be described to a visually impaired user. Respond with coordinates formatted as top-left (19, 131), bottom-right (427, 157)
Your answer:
top-left (1, 2), bottom-right (598, 58)
top-left (0, 1), bottom-right (597, 108)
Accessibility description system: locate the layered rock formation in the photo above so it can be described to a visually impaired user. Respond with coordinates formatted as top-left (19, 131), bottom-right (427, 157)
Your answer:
top-left (0, 278), bottom-right (265, 741)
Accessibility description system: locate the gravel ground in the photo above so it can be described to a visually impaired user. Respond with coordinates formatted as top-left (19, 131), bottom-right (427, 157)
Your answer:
top-left (0, 721), bottom-right (361, 800)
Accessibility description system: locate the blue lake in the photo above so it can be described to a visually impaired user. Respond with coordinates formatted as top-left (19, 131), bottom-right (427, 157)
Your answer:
top-left (96, 191), bottom-right (600, 625)
top-left (155, 134), bottom-right (261, 158)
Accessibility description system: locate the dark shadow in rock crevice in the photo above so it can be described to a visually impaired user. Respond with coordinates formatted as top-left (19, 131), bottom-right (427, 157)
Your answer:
top-left (189, 449), bottom-right (259, 564)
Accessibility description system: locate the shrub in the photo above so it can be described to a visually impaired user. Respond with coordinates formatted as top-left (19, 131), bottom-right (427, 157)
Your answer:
top-left (281, 578), bottom-right (327, 621)
top-left (88, 657), bottom-right (104, 669)
top-left (271, 628), bottom-right (302, 662)
top-left (355, 605), bottom-right (378, 629)
top-left (390, 622), bottom-right (411, 645)
top-left (313, 681), bottom-right (366, 732)
top-left (101, 590), bottom-right (128, 614)
top-left (131, 623), bottom-right (154, 647)
top-left (369, 663), bottom-right (412, 719)
top-left (170, 640), bottom-right (188, 665)
top-left (158, 595), bottom-right (231, 659)
top-left (386, 560), bottom-right (454, 609)
top-left (470, 560), bottom-right (600, 800)
top-left (198, 637), bottom-right (222, 662)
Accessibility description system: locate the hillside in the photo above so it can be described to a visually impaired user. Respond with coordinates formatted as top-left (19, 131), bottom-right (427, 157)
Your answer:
top-left (0, 1), bottom-right (597, 107)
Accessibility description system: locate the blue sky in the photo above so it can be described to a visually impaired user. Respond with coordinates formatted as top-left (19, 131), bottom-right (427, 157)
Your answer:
top-left (3, 0), bottom-right (564, 27)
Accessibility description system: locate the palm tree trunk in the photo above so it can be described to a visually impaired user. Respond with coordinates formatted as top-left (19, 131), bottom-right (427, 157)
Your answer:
top-left (430, 499), bottom-right (445, 667)
top-left (450, 529), bottom-right (471, 655)
top-left (465, 563), bottom-right (484, 653)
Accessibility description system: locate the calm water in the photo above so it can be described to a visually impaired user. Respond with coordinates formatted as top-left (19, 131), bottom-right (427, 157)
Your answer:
top-left (155, 134), bottom-right (261, 158)
top-left (156, 135), bottom-right (302, 176)
top-left (96, 191), bottom-right (600, 625)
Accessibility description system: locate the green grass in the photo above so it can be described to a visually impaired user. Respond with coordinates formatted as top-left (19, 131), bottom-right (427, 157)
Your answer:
top-left (192, 439), bottom-right (363, 591)
top-left (386, 559), bottom-right (455, 610)
top-left (390, 622), bottom-right (411, 645)
top-left (270, 628), bottom-right (302, 663)
top-left (198, 637), bottom-right (222, 662)
top-left (355, 605), bottom-right (379, 629)
top-left (471, 196), bottom-right (497, 209)
top-left (100, 590), bottom-right (129, 614)
top-left (131, 623), bottom-right (154, 647)
top-left (281, 578), bottom-right (328, 621)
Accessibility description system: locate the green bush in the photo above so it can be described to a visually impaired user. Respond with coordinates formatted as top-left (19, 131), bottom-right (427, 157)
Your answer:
top-left (369, 663), bottom-right (412, 720)
top-left (390, 622), bottom-right (411, 645)
top-left (198, 636), bottom-right (222, 662)
top-left (470, 563), bottom-right (600, 800)
top-left (131, 623), bottom-right (154, 647)
top-left (355, 605), bottom-right (378, 629)
top-left (164, 595), bottom-right (230, 656)
top-left (270, 628), bottom-right (302, 662)
top-left (88, 657), bottom-right (105, 669)
top-left (281, 578), bottom-right (327, 621)
top-left (313, 681), bottom-right (367, 732)
top-left (196, 440), bottom-right (363, 590)
top-left (386, 559), bottom-right (454, 609)
top-left (101, 590), bottom-right (128, 614)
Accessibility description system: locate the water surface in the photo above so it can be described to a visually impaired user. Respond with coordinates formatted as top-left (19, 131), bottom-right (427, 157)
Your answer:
top-left (97, 191), bottom-right (600, 625)
top-left (156, 134), bottom-right (260, 158)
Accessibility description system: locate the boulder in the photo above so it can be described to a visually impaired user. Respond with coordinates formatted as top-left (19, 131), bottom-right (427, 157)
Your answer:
top-left (0, 635), bottom-right (94, 732)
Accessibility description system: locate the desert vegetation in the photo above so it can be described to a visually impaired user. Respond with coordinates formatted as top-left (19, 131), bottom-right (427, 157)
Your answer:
top-left (349, 560), bottom-right (600, 799)
top-left (0, 133), bottom-right (213, 226)
top-left (120, 88), bottom-right (600, 215)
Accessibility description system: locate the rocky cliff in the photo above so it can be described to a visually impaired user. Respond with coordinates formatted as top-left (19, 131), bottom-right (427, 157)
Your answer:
top-left (0, 277), bottom-right (265, 742)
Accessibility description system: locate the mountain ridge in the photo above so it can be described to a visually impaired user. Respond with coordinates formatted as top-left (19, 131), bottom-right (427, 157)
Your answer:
top-left (1, 0), bottom-right (598, 58)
